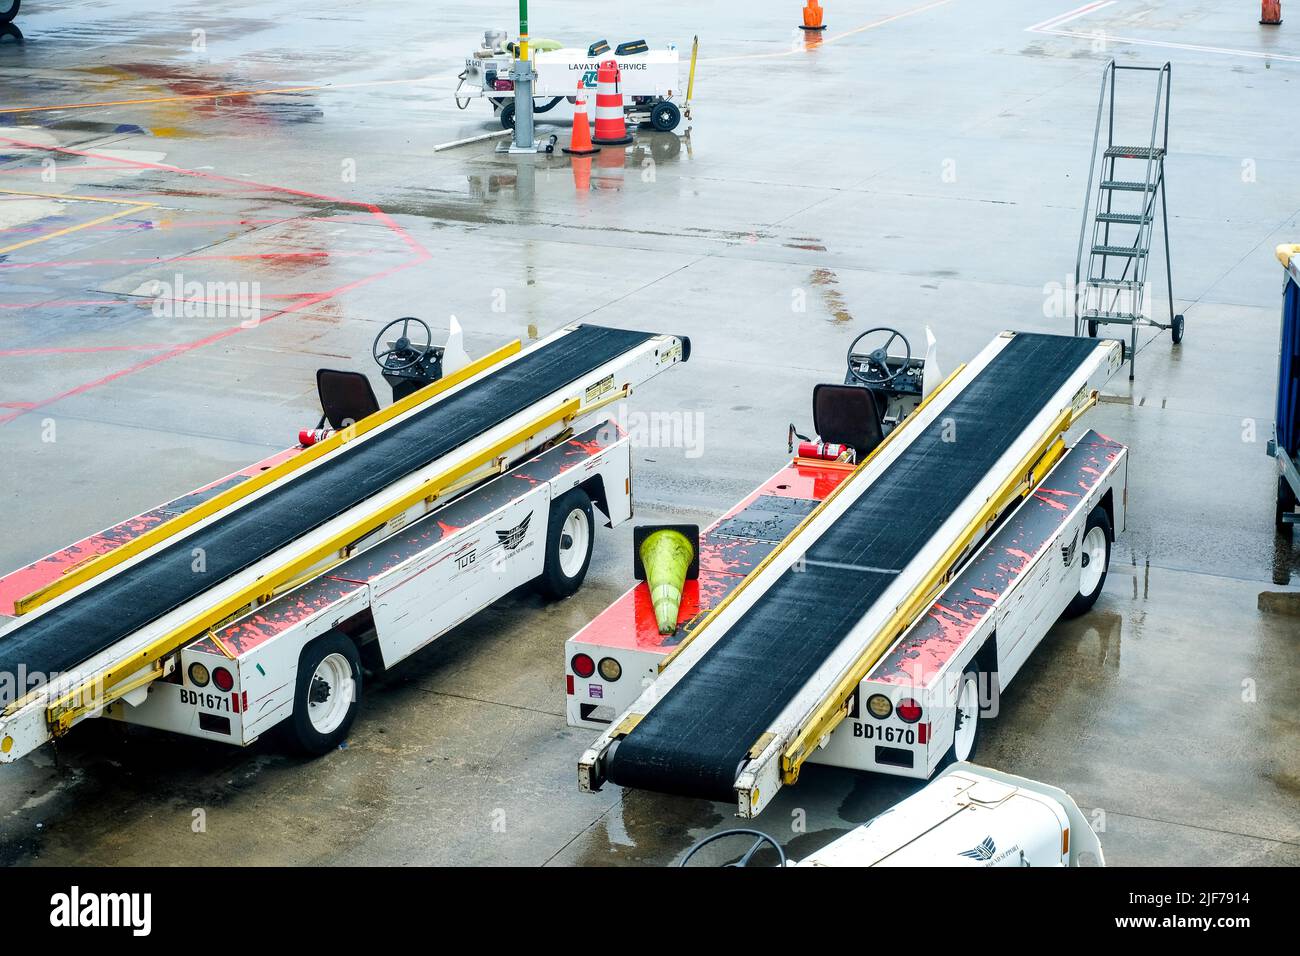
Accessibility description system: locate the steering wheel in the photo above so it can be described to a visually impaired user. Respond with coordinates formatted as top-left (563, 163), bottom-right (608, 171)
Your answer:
top-left (373, 316), bottom-right (432, 372)
top-left (847, 326), bottom-right (911, 387)
top-left (678, 829), bottom-right (788, 868)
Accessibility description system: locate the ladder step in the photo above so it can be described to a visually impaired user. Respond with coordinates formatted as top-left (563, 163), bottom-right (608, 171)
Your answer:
top-left (1104, 145), bottom-right (1165, 159)
top-left (1095, 212), bottom-right (1150, 225)
top-left (1092, 244), bottom-right (1146, 258)
top-left (1087, 277), bottom-right (1141, 289)
top-left (1100, 180), bottom-right (1150, 192)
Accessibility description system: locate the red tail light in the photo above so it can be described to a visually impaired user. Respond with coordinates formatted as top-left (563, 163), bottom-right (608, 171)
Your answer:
top-left (897, 698), bottom-right (922, 723)
top-left (213, 666), bottom-right (234, 692)
top-left (571, 653), bottom-right (595, 678)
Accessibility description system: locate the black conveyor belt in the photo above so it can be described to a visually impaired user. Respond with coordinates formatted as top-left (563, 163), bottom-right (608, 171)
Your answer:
top-left (0, 326), bottom-right (656, 701)
top-left (605, 333), bottom-right (1099, 801)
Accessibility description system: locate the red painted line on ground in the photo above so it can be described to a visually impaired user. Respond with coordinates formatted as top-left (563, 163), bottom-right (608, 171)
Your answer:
top-left (0, 214), bottom-right (375, 238)
top-left (0, 249), bottom-right (378, 270)
top-left (0, 136), bottom-right (378, 206)
top-left (0, 256), bottom-right (425, 426)
top-left (0, 165), bottom-right (130, 176)
top-left (0, 343), bottom-right (170, 357)
top-left (0, 138), bottom-right (432, 424)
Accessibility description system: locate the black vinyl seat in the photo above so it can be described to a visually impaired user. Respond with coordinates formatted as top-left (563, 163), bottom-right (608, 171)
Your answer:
top-left (316, 368), bottom-right (381, 429)
top-left (813, 383), bottom-right (885, 458)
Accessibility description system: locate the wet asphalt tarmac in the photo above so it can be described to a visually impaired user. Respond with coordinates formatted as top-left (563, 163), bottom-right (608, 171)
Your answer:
top-left (0, 0), bottom-right (1297, 866)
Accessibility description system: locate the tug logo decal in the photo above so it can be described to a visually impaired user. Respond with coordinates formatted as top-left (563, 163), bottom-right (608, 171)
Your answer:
top-left (496, 513), bottom-right (532, 551)
top-left (958, 836), bottom-right (997, 862)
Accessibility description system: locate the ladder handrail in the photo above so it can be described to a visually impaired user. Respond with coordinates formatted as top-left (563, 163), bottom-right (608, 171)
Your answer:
top-left (1073, 60), bottom-right (1114, 335)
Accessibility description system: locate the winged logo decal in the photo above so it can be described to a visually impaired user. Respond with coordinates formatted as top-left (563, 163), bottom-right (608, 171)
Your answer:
top-left (496, 512), bottom-right (532, 551)
top-left (958, 836), bottom-right (996, 862)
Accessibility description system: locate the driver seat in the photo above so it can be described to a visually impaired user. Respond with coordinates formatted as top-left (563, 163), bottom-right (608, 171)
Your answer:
top-left (316, 369), bottom-right (381, 430)
top-left (813, 383), bottom-right (885, 459)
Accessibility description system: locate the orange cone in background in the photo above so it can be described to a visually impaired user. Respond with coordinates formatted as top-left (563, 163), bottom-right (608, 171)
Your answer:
top-left (591, 59), bottom-right (633, 146)
top-left (1261, 1), bottom-right (1282, 24)
top-left (563, 80), bottom-right (600, 155)
top-left (800, 0), bottom-right (827, 31)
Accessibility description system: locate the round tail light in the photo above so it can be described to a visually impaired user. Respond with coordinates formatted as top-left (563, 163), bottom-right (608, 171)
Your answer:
top-left (571, 653), bottom-right (595, 678)
top-left (188, 662), bottom-right (210, 687)
top-left (598, 657), bottom-right (622, 681)
top-left (866, 694), bottom-right (893, 719)
top-left (212, 666), bottom-right (234, 692)
top-left (897, 698), bottom-right (923, 723)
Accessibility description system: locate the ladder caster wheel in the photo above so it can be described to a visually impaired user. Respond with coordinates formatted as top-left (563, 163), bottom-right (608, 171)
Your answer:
top-left (1171, 314), bottom-right (1184, 345)
top-left (1086, 319), bottom-right (1099, 338)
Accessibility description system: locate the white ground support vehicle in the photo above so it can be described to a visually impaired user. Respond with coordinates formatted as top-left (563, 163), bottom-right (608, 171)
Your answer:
top-left (799, 764), bottom-right (1104, 866)
top-left (457, 31), bottom-right (684, 131)
top-left (682, 763), bottom-right (1103, 867)
top-left (573, 329), bottom-right (1127, 817)
top-left (0, 323), bottom-right (689, 761)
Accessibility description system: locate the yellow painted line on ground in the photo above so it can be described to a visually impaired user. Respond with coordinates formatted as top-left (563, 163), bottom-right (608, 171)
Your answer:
top-left (703, 0), bottom-right (957, 63)
top-left (0, 74), bottom-right (448, 116)
top-left (0, 188), bottom-right (157, 256)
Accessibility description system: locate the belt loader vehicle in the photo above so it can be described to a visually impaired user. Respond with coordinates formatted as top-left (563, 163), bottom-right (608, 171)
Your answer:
top-left (457, 31), bottom-right (684, 132)
top-left (0, 321), bottom-right (689, 762)
top-left (573, 328), bottom-right (1127, 817)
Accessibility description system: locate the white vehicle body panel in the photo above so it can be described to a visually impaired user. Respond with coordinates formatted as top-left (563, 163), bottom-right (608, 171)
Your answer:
top-left (798, 763), bottom-right (1104, 867)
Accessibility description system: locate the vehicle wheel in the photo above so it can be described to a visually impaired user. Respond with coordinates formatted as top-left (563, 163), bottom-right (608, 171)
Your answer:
top-left (650, 100), bottom-right (681, 132)
top-left (535, 488), bottom-right (594, 599)
top-left (282, 630), bottom-right (361, 755)
top-left (499, 101), bottom-right (516, 130)
top-left (1063, 506), bottom-right (1113, 618)
top-left (1086, 319), bottom-right (1099, 338)
top-left (1171, 313), bottom-right (1185, 345)
top-left (1278, 476), bottom-right (1297, 536)
top-left (0, 1), bottom-right (18, 25)
top-left (943, 666), bottom-right (984, 767)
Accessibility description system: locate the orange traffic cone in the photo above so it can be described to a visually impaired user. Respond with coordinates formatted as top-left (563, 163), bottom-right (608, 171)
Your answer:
top-left (563, 81), bottom-right (600, 155)
top-left (800, 0), bottom-right (827, 31)
top-left (592, 59), bottom-right (633, 146)
top-left (1261, 1), bottom-right (1282, 24)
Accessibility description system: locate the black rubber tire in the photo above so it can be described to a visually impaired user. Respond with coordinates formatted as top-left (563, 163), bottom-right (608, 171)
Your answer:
top-left (534, 488), bottom-right (594, 600)
top-left (499, 101), bottom-right (515, 130)
top-left (1171, 313), bottom-right (1185, 345)
top-left (1278, 476), bottom-right (1297, 535)
top-left (280, 630), bottom-right (362, 756)
top-left (650, 100), bottom-right (681, 132)
top-left (1086, 319), bottom-right (1099, 338)
top-left (939, 665), bottom-right (985, 770)
top-left (0, 1), bottom-right (18, 26)
top-left (1063, 506), bottom-right (1113, 618)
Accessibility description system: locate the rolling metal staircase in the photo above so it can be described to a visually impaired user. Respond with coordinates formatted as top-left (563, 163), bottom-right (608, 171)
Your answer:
top-left (1073, 60), bottom-right (1183, 381)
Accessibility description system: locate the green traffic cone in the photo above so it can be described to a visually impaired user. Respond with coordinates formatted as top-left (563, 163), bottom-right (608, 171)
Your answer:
top-left (639, 529), bottom-right (695, 636)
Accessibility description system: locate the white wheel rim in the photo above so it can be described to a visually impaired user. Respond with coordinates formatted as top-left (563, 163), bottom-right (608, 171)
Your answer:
top-left (558, 508), bottom-right (589, 578)
top-left (953, 674), bottom-right (979, 761)
top-left (307, 652), bottom-right (353, 735)
top-left (1078, 525), bottom-right (1108, 598)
